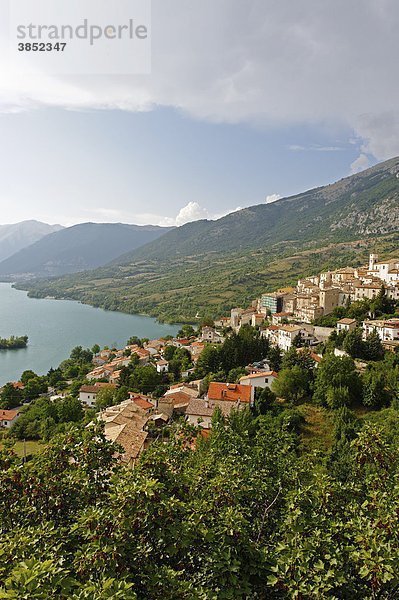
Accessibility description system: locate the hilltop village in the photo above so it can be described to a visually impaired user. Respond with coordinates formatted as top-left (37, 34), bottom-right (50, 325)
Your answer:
top-left (2, 252), bottom-right (399, 600)
top-left (2, 253), bottom-right (399, 464)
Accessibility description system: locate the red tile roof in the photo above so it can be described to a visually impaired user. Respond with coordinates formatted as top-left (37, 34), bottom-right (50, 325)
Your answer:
top-left (133, 397), bottom-right (153, 410)
top-left (0, 409), bottom-right (20, 420)
top-left (208, 382), bottom-right (251, 403)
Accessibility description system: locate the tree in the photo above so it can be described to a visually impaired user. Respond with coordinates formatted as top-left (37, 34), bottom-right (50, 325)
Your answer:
top-left (163, 345), bottom-right (176, 361)
top-left (115, 385), bottom-right (129, 404)
top-left (363, 368), bottom-right (390, 409)
top-left (91, 344), bottom-right (100, 356)
top-left (23, 377), bottom-right (48, 402)
top-left (127, 336), bottom-right (142, 347)
top-left (130, 366), bottom-right (161, 395)
top-left (0, 384), bottom-right (23, 409)
top-left (195, 345), bottom-right (221, 378)
top-left (343, 327), bottom-right (365, 359)
top-left (95, 385), bottom-right (116, 411)
top-left (282, 346), bottom-right (316, 371)
top-left (20, 370), bottom-right (38, 386)
top-left (253, 387), bottom-right (276, 415)
top-left (325, 385), bottom-right (351, 409)
top-left (57, 396), bottom-right (84, 422)
top-left (292, 332), bottom-right (303, 348)
top-left (272, 365), bottom-right (309, 404)
top-left (267, 346), bottom-right (282, 372)
top-left (313, 354), bottom-right (362, 407)
top-left (364, 330), bottom-right (385, 361)
top-left (199, 316), bottom-right (215, 330)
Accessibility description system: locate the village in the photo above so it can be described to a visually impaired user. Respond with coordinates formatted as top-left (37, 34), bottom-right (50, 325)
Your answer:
top-left (2, 253), bottom-right (399, 465)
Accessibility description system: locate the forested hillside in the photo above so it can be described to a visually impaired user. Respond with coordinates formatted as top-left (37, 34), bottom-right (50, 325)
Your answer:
top-left (16, 157), bottom-right (399, 322)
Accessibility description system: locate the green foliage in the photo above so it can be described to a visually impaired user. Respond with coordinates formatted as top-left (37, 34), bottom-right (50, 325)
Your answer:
top-left (95, 385), bottom-right (116, 411)
top-left (272, 365), bottom-right (310, 404)
top-left (0, 384), bottom-right (23, 410)
top-left (17, 159), bottom-right (399, 323)
top-left (313, 354), bottom-right (362, 407)
top-left (0, 334), bottom-right (28, 350)
top-left (343, 327), bottom-right (365, 359)
top-left (9, 397), bottom-right (84, 440)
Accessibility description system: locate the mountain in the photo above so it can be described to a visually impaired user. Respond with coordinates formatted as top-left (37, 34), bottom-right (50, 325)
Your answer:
top-left (0, 222), bottom-right (172, 279)
top-left (0, 220), bottom-right (63, 263)
top-left (16, 157), bottom-right (399, 322)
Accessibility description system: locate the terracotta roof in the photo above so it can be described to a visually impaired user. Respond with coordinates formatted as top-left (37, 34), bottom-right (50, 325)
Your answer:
top-left (239, 371), bottom-right (278, 381)
top-left (311, 353), bottom-right (323, 363)
top-left (0, 409), bottom-right (20, 420)
top-left (162, 391), bottom-right (191, 407)
top-left (12, 382), bottom-right (24, 389)
top-left (208, 382), bottom-right (251, 403)
top-left (337, 318), bottom-right (357, 325)
top-left (133, 397), bottom-right (153, 410)
top-left (80, 385), bottom-right (101, 394)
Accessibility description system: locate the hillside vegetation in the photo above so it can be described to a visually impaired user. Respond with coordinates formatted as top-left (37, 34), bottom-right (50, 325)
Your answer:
top-left (17, 157), bottom-right (399, 322)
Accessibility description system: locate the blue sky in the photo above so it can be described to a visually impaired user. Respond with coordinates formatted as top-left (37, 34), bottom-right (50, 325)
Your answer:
top-left (0, 0), bottom-right (398, 226)
top-left (0, 107), bottom-right (368, 226)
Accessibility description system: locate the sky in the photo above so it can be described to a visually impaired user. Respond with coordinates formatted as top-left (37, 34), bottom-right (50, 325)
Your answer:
top-left (0, 0), bottom-right (399, 227)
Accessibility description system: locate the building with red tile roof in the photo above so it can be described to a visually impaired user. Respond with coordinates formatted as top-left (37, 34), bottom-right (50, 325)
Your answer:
top-left (0, 409), bottom-right (21, 428)
top-left (207, 382), bottom-right (252, 404)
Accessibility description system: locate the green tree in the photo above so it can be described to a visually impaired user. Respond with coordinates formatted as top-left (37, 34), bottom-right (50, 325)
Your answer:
top-left (325, 385), bottom-right (351, 409)
top-left (253, 387), bottom-right (276, 415)
top-left (267, 346), bottom-right (282, 372)
top-left (95, 385), bottom-right (116, 411)
top-left (163, 345), bottom-right (176, 361)
top-left (364, 330), bottom-right (385, 361)
top-left (91, 344), bottom-right (100, 356)
top-left (272, 365), bottom-right (309, 404)
top-left (0, 384), bottom-right (23, 409)
top-left (20, 370), bottom-right (38, 386)
top-left (343, 327), bottom-right (365, 359)
top-left (313, 354), bottom-right (362, 406)
top-left (363, 368), bottom-right (390, 409)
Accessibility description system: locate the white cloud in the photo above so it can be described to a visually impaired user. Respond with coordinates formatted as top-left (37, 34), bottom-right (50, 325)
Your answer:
top-left (174, 202), bottom-right (209, 226)
top-left (135, 202), bottom-right (245, 228)
top-left (350, 153), bottom-right (370, 175)
top-left (265, 194), bottom-right (282, 204)
top-left (1, 0), bottom-right (399, 161)
top-left (288, 145), bottom-right (343, 152)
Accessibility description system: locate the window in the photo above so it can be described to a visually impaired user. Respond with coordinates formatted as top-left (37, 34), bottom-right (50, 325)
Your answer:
top-left (265, 378), bottom-right (268, 383)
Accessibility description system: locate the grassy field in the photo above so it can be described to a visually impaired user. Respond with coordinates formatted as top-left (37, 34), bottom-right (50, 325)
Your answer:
top-left (298, 404), bottom-right (334, 452)
top-left (0, 440), bottom-right (42, 457)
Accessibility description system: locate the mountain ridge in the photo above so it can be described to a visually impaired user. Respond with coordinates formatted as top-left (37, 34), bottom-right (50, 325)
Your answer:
top-left (15, 156), bottom-right (399, 322)
top-left (0, 220), bottom-right (63, 263)
top-left (0, 222), bottom-right (172, 279)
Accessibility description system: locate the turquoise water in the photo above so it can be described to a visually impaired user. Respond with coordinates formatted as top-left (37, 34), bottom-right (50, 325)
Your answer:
top-left (0, 283), bottom-right (179, 385)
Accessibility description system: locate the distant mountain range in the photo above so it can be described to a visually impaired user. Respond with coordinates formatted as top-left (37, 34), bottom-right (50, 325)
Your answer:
top-left (0, 220), bottom-right (63, 263)
top-left (0, 222), bottom-right (172, 279)
top-left (15, 156), bottom-right (399, 322)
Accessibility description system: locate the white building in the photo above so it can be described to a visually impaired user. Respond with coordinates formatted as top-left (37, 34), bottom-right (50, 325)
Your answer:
top-left (336, 318), bottom-right (357, 334)
top-left (0, 409), bottom-right (21, 429)
top-left (239, 371), bottom-right (279, 403)
top-left (362, 319), bottom-right (399, 342)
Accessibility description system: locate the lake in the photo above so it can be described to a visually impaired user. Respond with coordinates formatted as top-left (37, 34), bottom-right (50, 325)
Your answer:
top-left (0, 283), bottom-right (180, 386)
